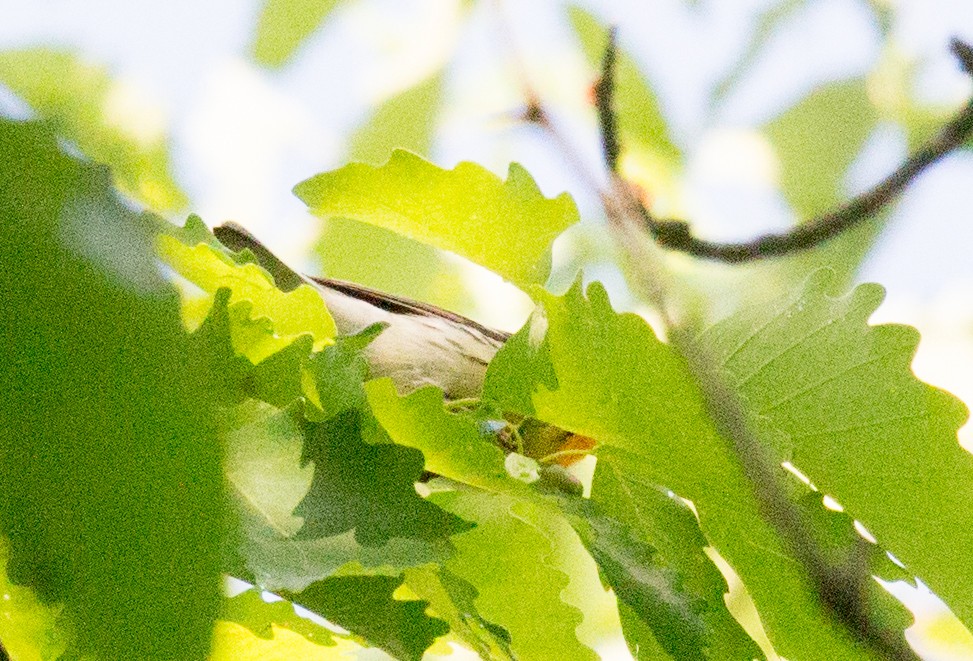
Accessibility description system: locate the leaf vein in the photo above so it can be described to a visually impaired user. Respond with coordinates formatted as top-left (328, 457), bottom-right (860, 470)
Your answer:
top-left (756, 349), bottom-right (895, 415)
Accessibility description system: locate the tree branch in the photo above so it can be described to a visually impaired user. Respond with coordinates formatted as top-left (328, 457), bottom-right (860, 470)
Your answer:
top-left (594, 26), bottom-right (933, 659)
top-left (594, 26), bottom-right (621, 174)
top-left (594, 36), bottom-right (973, 263)
top-left (673, 331), bottom-right (920, 661)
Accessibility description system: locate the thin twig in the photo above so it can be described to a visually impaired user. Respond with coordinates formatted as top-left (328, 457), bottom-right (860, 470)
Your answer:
top-left (627, 37), bottom-right (973, 263)
top-left (594, 26), bottom-right (621, 173)
top-left (490, 0), bottom-right (609, 197)
top-left (671, 333), bottom-right (919, 661)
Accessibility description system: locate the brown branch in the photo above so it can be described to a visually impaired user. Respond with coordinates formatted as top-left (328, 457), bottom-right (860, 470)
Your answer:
top-left (594, 26), bottom-right (620, 173)
top-left (597, 37), bottom-right (973, 263)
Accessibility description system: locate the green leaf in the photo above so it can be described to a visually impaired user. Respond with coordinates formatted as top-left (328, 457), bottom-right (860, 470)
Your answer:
top-left (221, 390), bottom-right (454, 593)
top-left (765, 78), bottom-right (878, 218)
top-left (483, 313), bottom-right (558, 417)
top-left (190, 283), bottom-right (380, 418)
top-left (157, 234), bottom-right (336, 361)
top-left (304, 325), bottom-right (384, 420)
top-left (240, 523), bottom-right (446, 596)
top-left (203, 282), bottom-right (458, 594)
top-left (314, 217), bottom-right (464, 314)
top-left (403, 566), bottom-right (515, 661)
top-left (221, 587), bottom-right (337, 647)
top-left (790, 491), bottom-right (915, 639)
top-left (365, 379), bottom-right (515, 492)
top-left (187, 288), bottom-right (253, 407)
top-left (563, 499), bottom-right (707, 660)
top-left (211, 616), bottom-right (366, 659)
top-left (227, 402), bottom-right (452, 593)
top-left (315, 73), bottom-right (457, 308)
top-left (285, 575), bottom-right (448, 661)
top-left (224, 401), bottom-right (314, 542)
top-left (569, 7), bottom-right (681, 169)
top-left (493, 323), bottom-right (758, 656)
top-left (615, 599), bottom-right (674, 661)
top-left (249, 334), bottom-right (317, 410)
top-left (523, 493), bottom-right (646, 658)
top-left (295, 149), bottom-right (580, 288)
top-left (431, 489), bottom-right (598, 661)
top-left (586, 466), bottom-right (764, 659)
top-left (0, 538), bottom-right (69, 661)
top-left (295, 410), bottom-right (473, 545)
top-left (0, 118), bottom-right (223, 659)
top-left (250, 0), bottom-right (342, 68)
top-left (482, 280), bottom-right (874, 659)
top-left (0, 48), bottom-right (187, 211)
top-left (699, 269), bottom-right (973, 630)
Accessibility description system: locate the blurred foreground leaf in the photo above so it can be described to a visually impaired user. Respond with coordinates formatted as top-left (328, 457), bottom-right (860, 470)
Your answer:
top-left (0, 48), bottom-right (187, 211)
top-left (251, 0), bottom-right (343, 68)
top-left (0, 540), bottom-right (67, 661)
top-left (0, 118), bottom-right (223, 658)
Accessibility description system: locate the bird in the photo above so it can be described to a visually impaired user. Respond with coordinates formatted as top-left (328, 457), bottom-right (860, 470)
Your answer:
top-left (213, 222), bottom-right (508, 400)
top-left (212, 222), bottom-right (593, 467)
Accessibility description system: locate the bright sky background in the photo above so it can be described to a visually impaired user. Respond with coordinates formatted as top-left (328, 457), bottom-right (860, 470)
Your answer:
top-left (2, 0), bottom-right (972, 300)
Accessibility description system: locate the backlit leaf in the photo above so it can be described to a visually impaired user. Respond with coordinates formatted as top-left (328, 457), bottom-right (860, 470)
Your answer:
top-left (586, 466), bottom-right (764, 659)
top-left (157, 234), bottom-right (336, 359)
top-left (365, 379), bottom-right (515, 492)
top-left (432, 489), bottom-right (598, 661)
top-left (483, 279), bottom-right (872, 659)
top-left (699, 269), bottom-right (973, 630)
top-left (295, 150), bottom-right (579, 288)
top-left (295, 410), bottom-right (472, 545)
top-left (0, 118), bottom-right (223, 659)
top-left (403, 566), bottom-right (515, 661)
